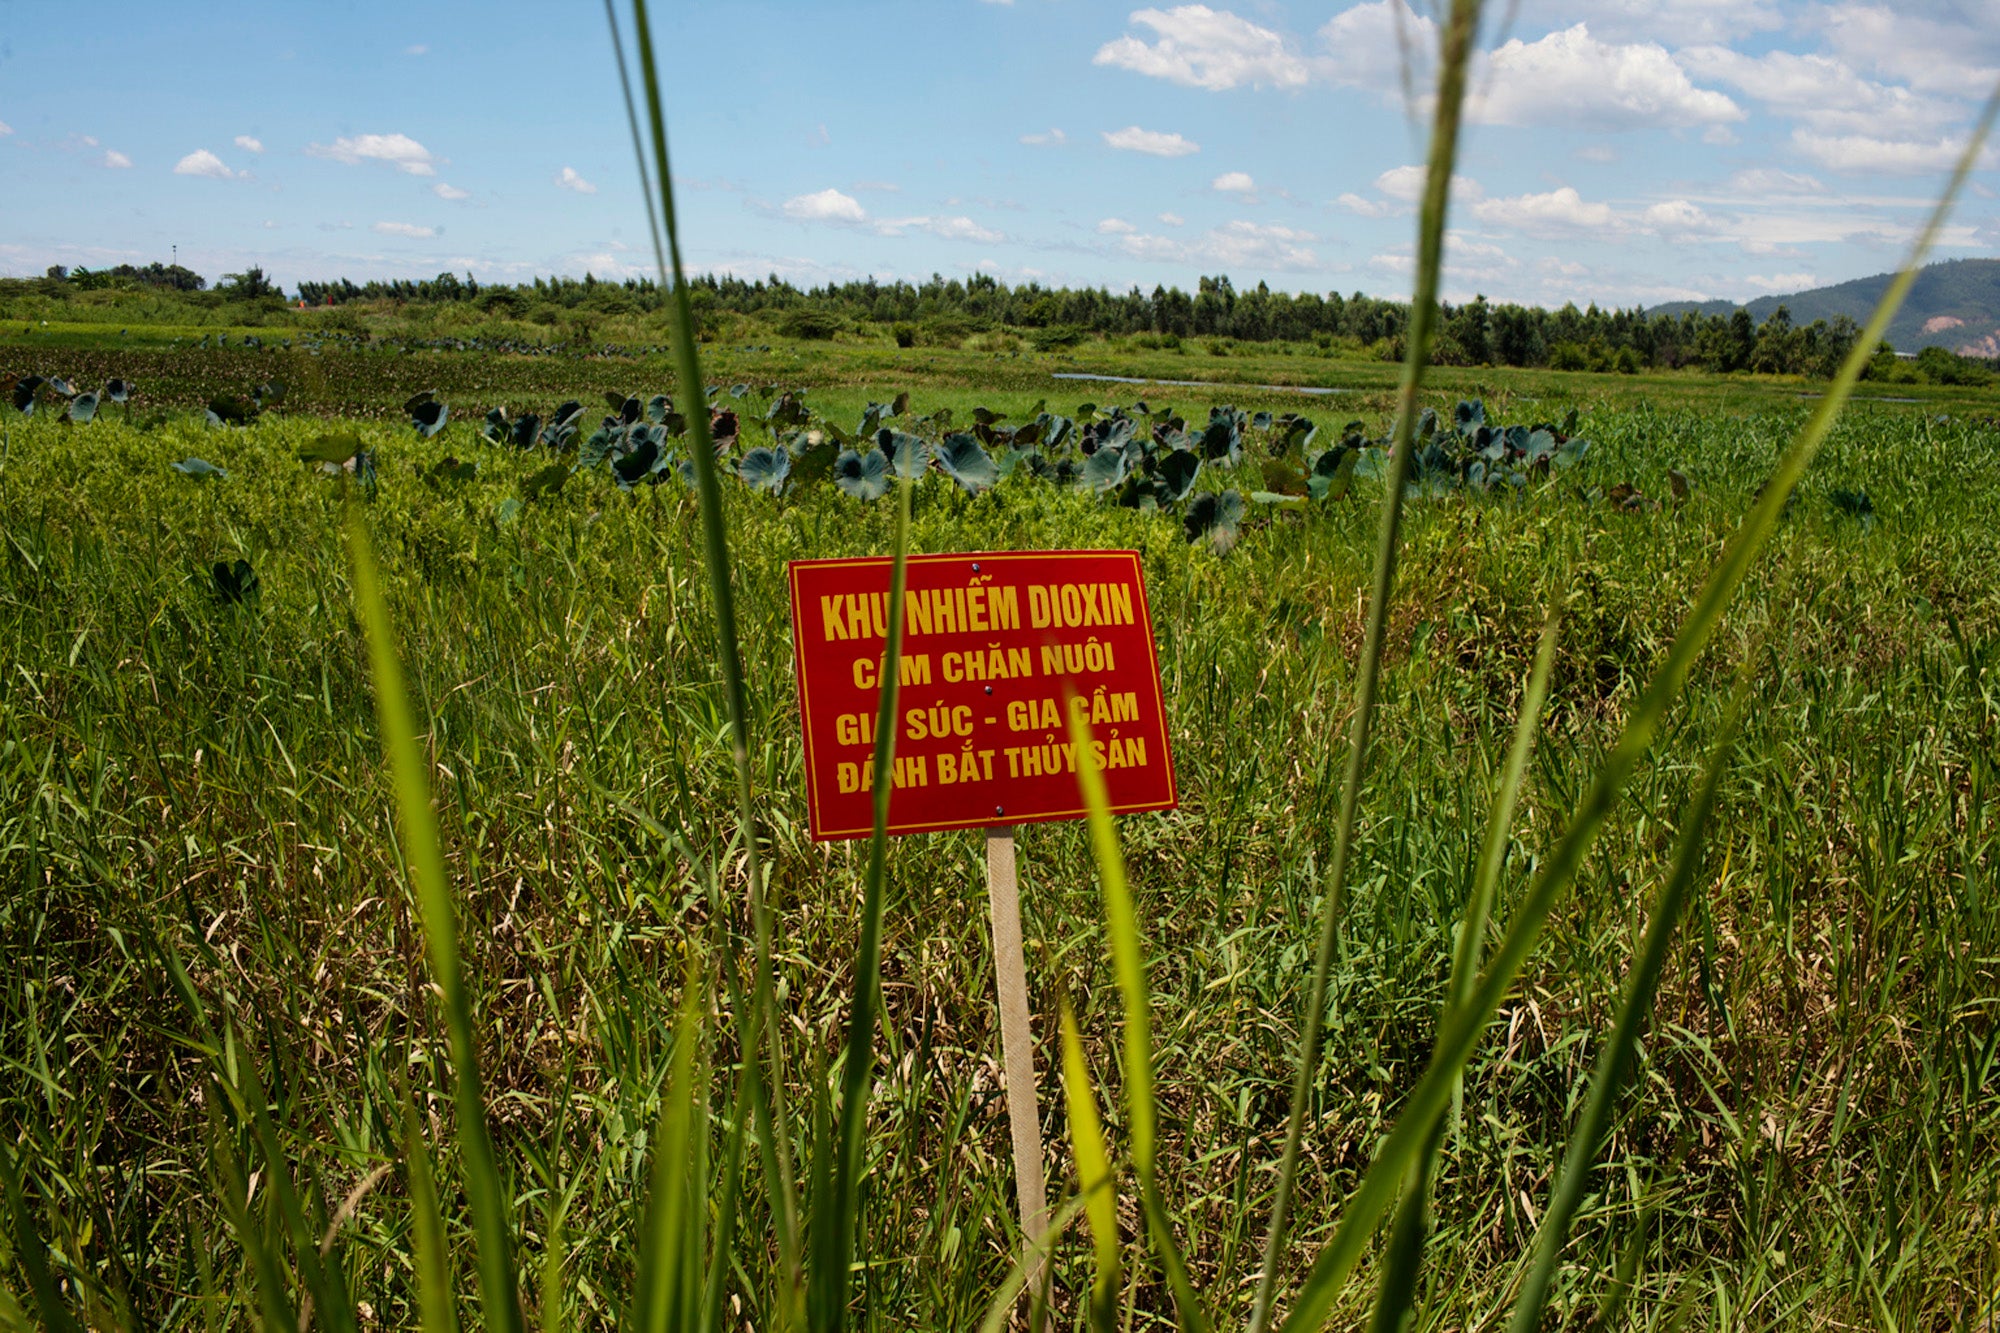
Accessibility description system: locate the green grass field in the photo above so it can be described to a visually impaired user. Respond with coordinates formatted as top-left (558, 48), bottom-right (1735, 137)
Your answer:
top-left (3, 324), bottom-right (1999, 1328)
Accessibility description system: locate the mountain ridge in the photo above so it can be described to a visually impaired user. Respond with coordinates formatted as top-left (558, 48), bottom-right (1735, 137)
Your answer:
top-left (1646, 258), bottom-right (2000, 357)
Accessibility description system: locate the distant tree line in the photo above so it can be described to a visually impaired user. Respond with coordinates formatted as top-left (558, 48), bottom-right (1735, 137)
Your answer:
top-left (13, 262), bottom-right (1998, 383)
top-left (52, 262), bottom-right (208, 292)
top-left (290, 270), bottom-right (1900, 378)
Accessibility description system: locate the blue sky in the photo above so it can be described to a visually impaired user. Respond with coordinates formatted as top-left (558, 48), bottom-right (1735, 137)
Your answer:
top-left (3, 0), bottom-right (1997, 309)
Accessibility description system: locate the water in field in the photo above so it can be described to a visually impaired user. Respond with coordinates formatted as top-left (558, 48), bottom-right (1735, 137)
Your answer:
top-left (1052, 370), bottom-right (1360, 395)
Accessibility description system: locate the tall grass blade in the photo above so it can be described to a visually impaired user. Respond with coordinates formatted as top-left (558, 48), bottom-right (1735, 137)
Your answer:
top-left (0, 1145), bottom-right (83, 1333)
top-left (232, 1057), bottom-right (359, 1333)
top-left (1246, 4), bottom-right (1485, 1329)
top-left (1454, 607), bottom-right (1562, 1019)
top-left (700, 1059), bottom-right (753, 1333)
top-left (1273, 84), bottom-right (2000, 1333)
top-left (1059, 1001), bottom-right (1122, 1333)
top-left (618, 0), bottom-right (802, 1286)
top-left (810, 473), bottom-right (914, 1331)
top-left (206, 1100), bottom-right (301, 1333)
top-left (403, 1102), bottom-right (458, 1333)
top-left (1367, 607), bottom-right (1559, 1333)
top-left (633, 967), bottom-right (704, 1333)
top-left (811, 477), bottom-right (914, 1322)
top-left (1505, 681), bottom-right (1750, 1333)
top-left (974, 1196), bottom-right (1091, 1333)
top-left (1066, 704), bottom-right (1211, 1332)
top-left (537, 1197), bottom-right (564, 1333)
top-left (346, 512), bottom-right (522, 1333)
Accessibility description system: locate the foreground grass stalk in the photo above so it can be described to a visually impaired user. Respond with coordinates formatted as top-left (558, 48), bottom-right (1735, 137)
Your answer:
top-left (1059, 1001), bottom-right (1122, 1333)
top-left (1504, 675), bottom-right (1752, 1333)
top-left (0, 1144), bottom-right (85, 1333)
top-left (622, 0), bottom-right (803, 1290)
top-left (1272, 84), bottom-right (2000, 1333)
top-left (633, 969), bottom-right (705, 1333)
top-left (1368, 607), bottom-right (1561, 1333)
top-left (1245, 4), bottom-right (1484, 1329)
top-left (1067, 705), bottom-right (1211, 1331)
top-left (347, 512), bottom-right (522, 1333)
top-left (811, 474), bottom-right (913, 1330)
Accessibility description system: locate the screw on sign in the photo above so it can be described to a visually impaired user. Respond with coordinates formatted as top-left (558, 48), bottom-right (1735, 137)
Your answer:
top-left (788, 548), bottom-right (1178, 1301)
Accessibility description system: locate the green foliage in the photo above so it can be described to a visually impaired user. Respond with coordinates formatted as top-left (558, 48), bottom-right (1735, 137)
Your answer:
top-left (5, 11), bottom-right (1999, 1333)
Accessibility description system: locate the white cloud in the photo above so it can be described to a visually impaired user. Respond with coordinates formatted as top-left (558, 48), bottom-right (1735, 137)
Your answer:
top-left (917, 215), bottom-right (1006, 243)
top-left (555, 166), bottom-right (597, 194)
top-left (1822, 3), bottom-right (2000, 99)
top-left (1098, 217), bottom-right (1138, 234)
top-left (865, 213), bottom-right (1007, 242)
top-left (1726, 168), bottom-right (1825, 197)
top-left (1020, 128), bottom-right (1067, 146)
top-left (1516, 0), bottom-right (1782, 45)
top-left (784, 187), bottom-right (867, 222)
top-left (101, 150), bottom-right (132, 169)
top-left (1576, 144), bottom-right (1618, 164)
top-left (1317, 1), bottom-right (1437, 97)
top-left (1317, 9), bottom-right (1741, 131)
top-left (1677, 45), bottom-right (1958, 138)
top-left (1116, 218), bottom-right (1320, 270)
top-left (0, 120), bottom-right (12, 136)
top-left (1213, 171), bottom-right (1255, 193)
top-left (372, 221), bottom-right (436, 238)
top-left (234, 135), bottom-right (264, 153)
top-left (1472, 186), bottom-right (1618, 234)
top-left (1335, 191), bottom-right (1391, 217)
top-left (1745, 272), bottom-right (1818, 292)
top-left (1094, 4), bottom-right (1310, 91)
top-left (1640, 199), bottom-right (1717, 235)
top-left (1102, 125), bottom-right (1200, 157)
top-left (306, 132), bottom-right (441, 176)
top-left (1158, 211), bottom-right (1185, 226)
top-left (173, 149), bottom-right (244, 180)
top-left (1373, 164), bottom-right (1482, 206)
top-left (405, 43), bottom-right (429, 55)
top-left (1476, 25), bottom-right (1742, 129)
top-left (434, 182), bottom-right (470, 200)
top-left (1792, 129), bottom-right (1998, 174)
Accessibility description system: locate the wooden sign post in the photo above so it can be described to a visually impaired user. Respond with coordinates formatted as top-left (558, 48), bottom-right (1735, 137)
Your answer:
top-left (788, 550), bottom-right (1177, 1294)
top-left (985, 826), bottom-right (1048, 1275)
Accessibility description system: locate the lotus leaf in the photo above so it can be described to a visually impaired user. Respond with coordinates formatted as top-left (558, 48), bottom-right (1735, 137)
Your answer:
top-left (298, 433), bottom-right (364, 465)
top-left (1184, 489), bottom-right (1247, 553)
top-left (1157, 449), bottom-right (1202, 502)
top-left (411, 400), bottom-right (449, 437)
top-left (936, 434), bottom-right (999, 494)
top-left (211, 560), bottom-right (258, 604)
top-left (833, 447), bottom-right (891, 500)
top-left (522, 463), bottom-right (571, 501)
top-left (1081, 444), bottom-right (1127, 493)
top-left (738, 446), bottom-right (791, 494)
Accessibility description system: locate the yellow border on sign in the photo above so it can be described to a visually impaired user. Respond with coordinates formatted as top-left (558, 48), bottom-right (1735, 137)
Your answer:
top-left (788, 549), bottom-right (1178, 841)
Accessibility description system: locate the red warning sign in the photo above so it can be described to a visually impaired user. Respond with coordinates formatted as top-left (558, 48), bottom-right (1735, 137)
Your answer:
top-left (788, 549), bottom-right (1177, 841)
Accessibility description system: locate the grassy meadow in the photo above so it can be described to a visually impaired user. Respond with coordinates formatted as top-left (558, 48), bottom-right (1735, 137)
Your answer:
top-left (3, 327), bottom-right (1999, 1328)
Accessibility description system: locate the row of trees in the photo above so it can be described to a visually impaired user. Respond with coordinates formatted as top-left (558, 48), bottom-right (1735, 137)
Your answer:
top-left (287, 269), bottom-right (1879, 375)
top-left (19, 263), bottom-right (1996, 380)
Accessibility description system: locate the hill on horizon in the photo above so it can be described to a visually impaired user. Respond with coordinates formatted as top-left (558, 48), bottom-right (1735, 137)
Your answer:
top-left (1647, 258), bottom-right (2000, 357)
